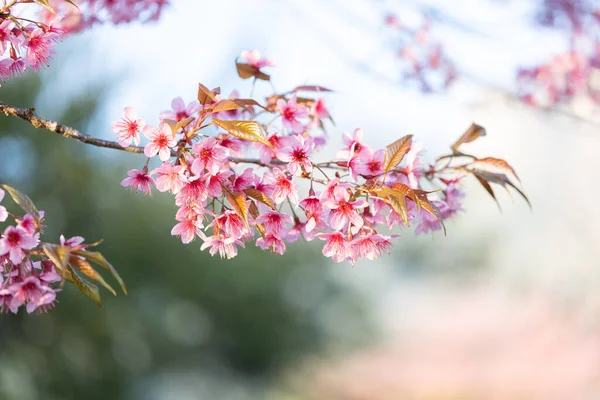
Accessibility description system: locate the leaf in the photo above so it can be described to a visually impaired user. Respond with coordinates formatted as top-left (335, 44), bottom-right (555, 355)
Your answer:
top-left (1, 184), bottom-right (41, 228)
top-left (163, 116), bottom-right (195, 134)
top-left (64, 0), bottom-right (80, 10)
top-left (451, 123), bottom-right (486, 153)
top-left (34, 0), bottom-right (55, 13)
top-left (474, 174), bottom-right (501, 211)
top-left (473, 157), bottom-right (521, 183)
top-left (197, 83), bottom-right (217, 105)
top-left (243, 189), bottom-right (276, 210)
top-left (413, 191), bottom-right (446, 236)
top-left (68, 265), bottom-right (102, 307)
top-left (73, 250), bottom-right (127, 294)
top-left (292, 85), bottom-right (333, 93)
top-left (210, 99), bottom-right (265, 114)
top-left (212, 119), bottom-right (272, 148)
top-left (248, 201), bottom-right (266, 238)
top-left (235, 62), bottom-right (270, 81)
top-left (42, 245), bottom-right (71, 274)
top-left (70, 256), bottom-right (116, 296)
top-left (223, 186), bottom-right (250, 228)
top-left (385, 194), bottom-right (410, 227)
top-left (383, 135), bottom-right (413, 172)
top-left (470, 169), bottom-right (531, 208)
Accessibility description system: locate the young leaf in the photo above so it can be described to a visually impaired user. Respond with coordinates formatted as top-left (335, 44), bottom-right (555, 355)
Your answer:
top-left (383, 135), bottom-right (413, 172)
top-left (474, 174), bottom-right (501, 211)
top-left (223, 186), bottom-right (250, 228)
top-left (413, 192), bottom-right (446, 236)
top-left (385, 194), bottom-right (409, 227)
top-left (451, 123), bottom-right (486, 153)
top-left (472, 157), bottom-right (521, 182)
top-left (34, 0), bottom-right (55, 13)
top-left (70, 256), bottom-right (117, 296)
top-left (43, 245), bottom-right (71, 273)
top-left (235, 62), bottom-right (270, 81)
top-left (248, 201), bottom-right (266, 238)
top-left (197, 83), bottom-right (217, 105)
top-left (163, 116), bottom-right (195, 134)
top-left (68, 265), bottom-right (102, 307)
top-left (2, 184), bottom-right (41, 228)
top-left (470, 169), bottom-right (531, 208)
top-left (243, 188), bottom-right (276, 210)
top-left (291, 85), bottom-right (333, 93)
top-left (73, 250), bottom-right (127, 294)
top-left (212, 119), bottom-right (273, 148)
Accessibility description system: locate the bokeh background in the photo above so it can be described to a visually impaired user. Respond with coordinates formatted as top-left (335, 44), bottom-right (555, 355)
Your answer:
top-left (1, 0), bottom-right (600, 399)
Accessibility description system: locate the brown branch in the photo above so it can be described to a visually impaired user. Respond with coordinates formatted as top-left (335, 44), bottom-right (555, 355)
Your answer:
top-left (0, 100), bottom-right (148, 155)
top-left (0, 100), bottom-right (305, 168)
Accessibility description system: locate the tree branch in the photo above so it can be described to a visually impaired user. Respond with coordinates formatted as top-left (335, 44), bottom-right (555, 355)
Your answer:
top-left (0, 100), bottom-right (291, 167)
top-left (0, 100), bottom-right (147, 155)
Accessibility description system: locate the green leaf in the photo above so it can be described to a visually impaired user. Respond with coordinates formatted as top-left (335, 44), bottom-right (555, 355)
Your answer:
top-left (70, 256), bottom-right (116, 296)
top-left (68, 265), bottom-right (102, 307)
top-left (73, 250), bottom-right (127, 294)
top-left (2, 184), bottom-right (42, 228)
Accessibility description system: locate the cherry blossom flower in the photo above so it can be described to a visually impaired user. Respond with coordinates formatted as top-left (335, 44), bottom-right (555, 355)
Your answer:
top-left (311, 97), bottom-right (330, 120)
top-left (241, 49), bottom-right (274, 69)
top-left (8, 276), bottom-right (57, 314)
top-left (255, 210), bottom-right (293, 235)
top-left (348, 233), bottom-right (394, 262)
top-left (171, 215), bottom-right (203, 244)
top-left (0, 226), bottom-right (39, 265)
top-left (112, 107), bottom-right (145, 147)
top-left (121, 168), bottom-right (155, 195)
top-left (209, 210), bottom-right (248, 240)
top-left (338, 128), bottom-right (367, 160)
top-left (352, 149), bottom-right (385, 179)
top-left (263, 168), bottom-right (299, 204)
top-left (256, 233), bottom-right (286, 255)
top-left (151, 161), bottom-right (188, 194)
top-left (144, 123), bottom-right (177, 161)
top-left (0, 58), bottom-right (26, 80)
top-left (300, 193), bottom-right (325, 233)
top-left (277, 94), bottom-right (308, 133)
top-left (160, 97), bottom-right (201, 121)
top-left (201, 234), bottom-right (244, 259)
top-left (0, 21), bottom-right (18, 55)
top-left (191, 137), bottom-right (230, 176)
top-left (254, 132), bottom-right (291, 164)
top-left (17, 214), bottom-right (38, 235)
top-left (276, 134), bottom-right (315, 175)
top-left (24, 28), bottom-right (59, 71)
top-left (317, 231), bottom-right (349, 263)
top-left (324, 187), bottom-right (368, 231)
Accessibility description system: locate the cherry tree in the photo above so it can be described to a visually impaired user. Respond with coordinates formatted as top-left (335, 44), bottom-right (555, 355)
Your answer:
top-left (0, 0), bottom-right (529, 313)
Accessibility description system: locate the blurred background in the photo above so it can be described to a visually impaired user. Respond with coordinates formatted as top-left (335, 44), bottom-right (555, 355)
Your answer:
top-left (1, 0), bottom-right (600, 399)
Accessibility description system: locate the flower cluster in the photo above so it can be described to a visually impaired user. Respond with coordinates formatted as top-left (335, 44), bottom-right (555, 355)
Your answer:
top-left (0, 0), bottom-right (167, 80)
top-left (0, 185), bottom-right (125, 313)
top-left (115, 51), bottom-right (526, 265)
top-left (518, 0), bottom-right (600, 107)
top-left (383, 13), bottom-right (456, 92)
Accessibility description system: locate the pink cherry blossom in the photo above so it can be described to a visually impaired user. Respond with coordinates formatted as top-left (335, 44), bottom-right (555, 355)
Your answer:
top-left (240, 49), bottom-right (274, 69)
top-left (151, 161), bottom-right (188, 194)
top-left (201, 234), bottom-right (244, 259)
top-left (0, 226), bottom-right (39, 265)
top-left (317, 231), bottom-right (349, 263)
top-left (191, 137), bottom-right (230, 176)
top-left (255, 210), bottom-right (293, 235)
top-left (338, 128), bottom-right (367, 160)
top-left (144, 123), bottom-right (177, 161)
top-left (0, 57), bottom-right (26, 80)
top-left (8, 276), bottom-right (57, 314)
top-left (311, 97), bottom-right (330, 119)
top-left (160, 97), bottom-right (201, 121)
top-left (0, 20), bottom-right (18, 55)
top-left (209, 210), bottom-right (249, 240)
top-left (232, 168), bottom-right (255, 192)
top-left (352, 149), bottom-right (385, 179)
top-left (17, 214), bottom-right (38, 235)
top-left (112, 107), bottom-right (145, 147)
top-left (24, 27), bottom-right (60, 71)
top-left (276, 134), bottom-right (315, 175)
top-left (348, 233), bottom-right (394, 262)
top-left (324, 187), bottom-right (368, 231)
top-left (276, 94), bottom-right (308, 134)
top-left (254, 132), bottom-right (291, 164)
top-left (176, 175), bottom-right (208, 206)
top-left (120, 168), bottom-right (155, 195)
top-left (256, 233), bottom-right (286, 255)
top-left (263, 168), bottom-right (299, 204)
top-left (300, 193), bottom-right (325, 233)
top-left (171, 215), bottom-right (203, 244)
